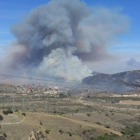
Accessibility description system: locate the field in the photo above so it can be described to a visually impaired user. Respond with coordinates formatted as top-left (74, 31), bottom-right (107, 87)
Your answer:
top-left (0, 93), bottom-right (140, 140)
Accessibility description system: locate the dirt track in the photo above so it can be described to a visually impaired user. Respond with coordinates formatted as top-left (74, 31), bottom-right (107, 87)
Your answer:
top-left (74, 98), bottom-right (140, 112)
top-left (119, 100), bottom-right (140, 105)
top-left (30, 112), bottom-right (123, 136)
top-left (0, 116), bottom-right (25, 125)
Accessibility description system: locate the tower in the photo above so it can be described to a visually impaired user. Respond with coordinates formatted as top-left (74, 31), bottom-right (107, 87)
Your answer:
top-left (44, 99), bottom-right (48, 113)
top-left (12, 96), bottom-right (15, 111)
top-left (22, 97), bottom-right (25, 112)
top-left (56, 101), bottom-right (58, 113)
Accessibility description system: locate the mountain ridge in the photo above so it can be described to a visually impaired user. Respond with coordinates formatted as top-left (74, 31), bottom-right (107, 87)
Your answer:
top-left (81, 70), bottom-right (140, 92)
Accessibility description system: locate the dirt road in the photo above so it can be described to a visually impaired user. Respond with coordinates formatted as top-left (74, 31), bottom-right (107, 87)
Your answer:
top-left (29, 112), bottom-right (123, 136)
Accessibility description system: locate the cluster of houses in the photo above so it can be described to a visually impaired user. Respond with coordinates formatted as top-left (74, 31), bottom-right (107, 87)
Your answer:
top-left (15, 85), bottom-right (65, 97)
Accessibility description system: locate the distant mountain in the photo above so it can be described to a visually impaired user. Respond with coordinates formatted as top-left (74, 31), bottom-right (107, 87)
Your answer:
top-left (92, 71), bottom-right (101, 76)
top-left (81, 70), bottom-right (140, 92)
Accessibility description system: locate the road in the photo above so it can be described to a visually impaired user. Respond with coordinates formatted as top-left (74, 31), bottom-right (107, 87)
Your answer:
top-left (30, 112), bottom-right (123, 136)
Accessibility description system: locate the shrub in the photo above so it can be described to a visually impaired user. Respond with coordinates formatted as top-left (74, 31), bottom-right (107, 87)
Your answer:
top-left (3, 133), bottom-right (7, 137)
top-left (121, 131), bottom-right (125, 134)
top-left (105, 125), bottom-right (110, 128)
top-left (0, 115), bottom-right (3, 121)
top-left (3, 109), bottom-right (13, 115)
top-left (22, 113), bottom-right (26, 116)
top-left (130, 133), bottom-right (134, 137)
top-left (82, 130), bottom-right (86, 134)
top-left (96, 122), bottom-right (102, 125)
top-left (59, 129), bottom-right (63, 135)
top-left (59, 112), bottom-right (65, 115)
top-left (45, 130), bottom-right (50, 134)
top-left (68, 132), bottom-right (72, 137)
top-left (53, 111), bottom-right (57, 114)
top-left (59, 93), bottom-right (67, 98)
top-left (105, 113), bottom-right (108, 116)
top-left (40, 121), bottom-right (43, 125)
top-left (7, 110), bottom-right (13, 114)
top-left (3, 111), bottom-right (8, 115)
top-left (90, 136), bottom-right (94, 140)
top-left (87, 113), bottom-right (91, 117)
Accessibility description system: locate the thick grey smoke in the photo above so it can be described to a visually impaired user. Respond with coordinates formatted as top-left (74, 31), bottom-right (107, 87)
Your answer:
top-left (127, 58), bottom-right (140, 69)
top-left (1, 0), bottom-right (129, 81)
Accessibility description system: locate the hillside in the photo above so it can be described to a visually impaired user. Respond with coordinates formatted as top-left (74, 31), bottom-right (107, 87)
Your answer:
top-left (82, 70), bottom-right (140, 92)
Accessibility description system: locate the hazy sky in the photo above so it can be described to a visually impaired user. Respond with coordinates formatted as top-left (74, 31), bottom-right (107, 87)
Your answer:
top-left (0, 0), bottom-right (140, 74)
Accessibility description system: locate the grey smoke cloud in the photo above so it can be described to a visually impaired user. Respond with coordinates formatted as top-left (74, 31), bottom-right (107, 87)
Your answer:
top-left (1, 0), bottom-right (129, 81)
top-left (127, 58), bottom-right (140, 69)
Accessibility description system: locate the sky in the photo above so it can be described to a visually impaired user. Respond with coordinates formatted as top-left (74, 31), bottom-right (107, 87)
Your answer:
top-left (0, 0), bottom-right (140, 75)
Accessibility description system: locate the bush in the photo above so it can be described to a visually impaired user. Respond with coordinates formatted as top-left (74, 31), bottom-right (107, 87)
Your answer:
top-left (59, 129), bottom-right (64, 135)
top-left (3, 133), bottom-right (7, 137)
top-left (68, 132), bottom-right (72, 137)
top-left (121, 131), bottom-right (125, 134)
top-left (53, 111), bottom-right (57, 114)
top-left (40, 121), bottom-right (43, 125)
top-left (105, 125), bottom-right (110, 128)
top-left (59, 112), bottom-right (65, 115)
top-left (22, 113), bottom-right (26, 116)
top-left (87, 113), bottom-right (91, 117)
top-left (39, 131), bottom-right (45, 138)
top-left (90, 136), bottom-right (95, 140)
top-left (3, 109), bottom-right (13, 115)
top-left (105, 113), bottom-right (108, 116)
top-left (0, 115), bottom-right (3, 121)
top-left (7, 109), bottom-right (13, 114)
top-left (45, 130), bottom-right (50, 134)
top-left (96, 122), bottom-right (102, 125)
top-left (3, 111), bottom-right (8, 115)
top-left (59, 93), bottom-right (67, 98)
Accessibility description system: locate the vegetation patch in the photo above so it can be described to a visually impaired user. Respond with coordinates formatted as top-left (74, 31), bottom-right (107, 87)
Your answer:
top-left (96, 122), bottom-right (102, 125)
top-left (3, 109), bottom-right (13, 115)
top-left (121, 125), bottom-right (140, 135)
top-left (22, 113), bottom-right (26, 116)
top-left (93, 134), bottom-right (118, 140)
top-left (59, 129), bottom-right (64, 135)
top-left (0, 115), bottom-right (3, 121)
top-left (45, 130), bottom-right (50, 134)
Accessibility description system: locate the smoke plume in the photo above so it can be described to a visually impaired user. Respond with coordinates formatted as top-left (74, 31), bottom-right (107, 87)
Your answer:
top-left (1, 0), bottom-right (129, 81)
top-left (127, 58), bottom-right (140, 69)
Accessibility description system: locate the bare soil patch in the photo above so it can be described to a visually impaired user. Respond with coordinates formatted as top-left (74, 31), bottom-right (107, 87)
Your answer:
top-left (119, 100), bottom-right (140, 105)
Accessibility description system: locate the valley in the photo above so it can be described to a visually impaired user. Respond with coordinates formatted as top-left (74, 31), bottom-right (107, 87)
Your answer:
top-left (0, 89), bottom-right (140, 140)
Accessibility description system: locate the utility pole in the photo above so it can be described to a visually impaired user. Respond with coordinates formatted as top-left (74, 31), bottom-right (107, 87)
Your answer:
top-left (56, 101), bottom-right (58, 113)
top-left (44, 99), bottom-right (48, 113)
top-left (22, 97), bottom-right (25, 112)
top-left (12, 96), bottom-right (15, 111)
top-left (2, 96), bottom-right (5, 110)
